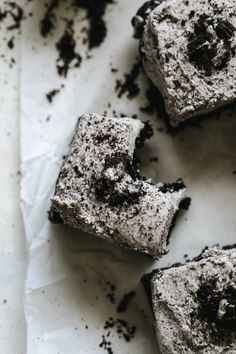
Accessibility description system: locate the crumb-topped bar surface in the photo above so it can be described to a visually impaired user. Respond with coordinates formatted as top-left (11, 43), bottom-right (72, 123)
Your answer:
top-left (147, 247), bottom-right (236, 353)
top-left (133, 0), bottom-right (236, 126)
top-left (49, 113), bottom-right (186, 258)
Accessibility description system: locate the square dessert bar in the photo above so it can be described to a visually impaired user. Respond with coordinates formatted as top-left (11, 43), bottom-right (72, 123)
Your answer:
top-left (133, 0), bottom-right (236, 126)
top-left (49, 113), bottom-right (187, 258)
top-left (143, 247), bottom-right (236, 353)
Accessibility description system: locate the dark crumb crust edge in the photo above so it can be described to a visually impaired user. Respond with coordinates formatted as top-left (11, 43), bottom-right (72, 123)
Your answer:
top-left (143, 82), bottom-right (236, 133)
top-left (166, 196), bottom-right (191, 245)
top-left (141, 243), bottom-right (236, 311)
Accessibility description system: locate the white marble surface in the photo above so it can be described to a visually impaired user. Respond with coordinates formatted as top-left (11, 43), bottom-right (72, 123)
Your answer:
top-left (0, 7), bottom-right (26, 352)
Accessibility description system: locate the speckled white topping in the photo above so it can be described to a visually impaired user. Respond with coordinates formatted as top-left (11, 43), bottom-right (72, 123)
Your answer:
top-left (136, 0), bottom-right (236, 126)
top-left (50, 113), bottom-right (186, 258)
top-left (151, 247), bottom-right (236, 353)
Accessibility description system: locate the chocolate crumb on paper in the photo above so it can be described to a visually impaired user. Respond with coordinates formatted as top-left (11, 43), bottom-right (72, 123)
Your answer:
top-left (116, 291), bottom-right (136, 313)
top-left (98, 283), bottom-right (137, 353)
top-left (46, 88), bottom-right (60, 103)
top-left (0, 2), bottom-right (24, 66)
top-left (99, 334), bottom-right (113, 354)
top-left (73, 0), bottom-right (114, 49)
top-left (56, 20), bottom-right (82, 77)
top-left (40, 0), bottom-right (59, 37)
top-left (115, 60), bottom-right (141, 99)
top-left (7, 36), bottom-right (14, 49)
top-left (40, 0), bottom-right (113, 49)
top-left (178, 196), bottom-right (191, 210)
top-left (39, 0), bottom-right (114, 77)
top-left (105, 281), bottom-right (116, 304)
top-left (0, 2), bottom-right (24, 31)
top-left (104, 317), bottom-right (136, 342)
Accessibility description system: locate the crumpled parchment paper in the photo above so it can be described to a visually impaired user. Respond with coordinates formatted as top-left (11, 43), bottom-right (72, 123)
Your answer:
top-left (20, 0), bottom-right (236, 353)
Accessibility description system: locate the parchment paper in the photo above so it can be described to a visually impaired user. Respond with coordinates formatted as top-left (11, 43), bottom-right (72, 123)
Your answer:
top-left (20, 1), bottom-right (236, 353)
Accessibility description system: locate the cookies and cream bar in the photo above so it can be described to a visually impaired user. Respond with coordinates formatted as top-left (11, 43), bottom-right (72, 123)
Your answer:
top-left (49, 113), bottom-right (187, 258)
top-left (133, 0), bottom-right (236, 126)
top-left (143, 247), bottom-right (236, 353)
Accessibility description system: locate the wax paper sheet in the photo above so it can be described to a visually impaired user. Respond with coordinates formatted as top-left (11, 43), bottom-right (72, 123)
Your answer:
top-left (20, 1), bottom-right (236, 353)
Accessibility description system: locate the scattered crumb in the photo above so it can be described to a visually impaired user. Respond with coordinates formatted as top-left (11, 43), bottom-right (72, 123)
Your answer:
top-left (97, 284), bottom-right (137, 352)
top-left (46, 89), bottom-right (60, 103)
top-left (116, 291), bottom-right (136, 313)
top-left (0, 3), bottom-right (25, 66)
top-left (7, 37), bottom-right (14, 49)
top-left (99, 335), bottom-right (113, 354)
top-left (115, 60), bottom-right (141, 99)
top-left (40, 0), bottom-right (59, 37)
top-left (179, 197), bottom-right (191, 211)
top-left (56, 20), bottom-right (82, 77)
top-left (149, 156), bottom-right (158, 163)
top-left (0, 2), bottom-right (24, 31)
top-left (104, 317), bottom-right (136, 342)
top-left (105, 281), bottom-right (116, 304)
top-left (39, 0), bottom-right (114, 77)
top-left (74, 0), bottom-right (114, 49)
